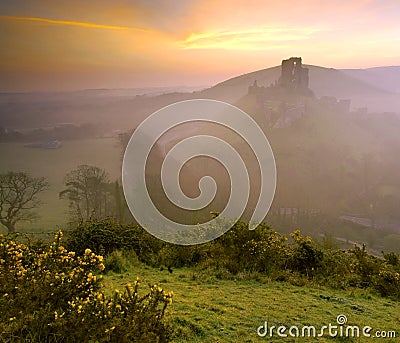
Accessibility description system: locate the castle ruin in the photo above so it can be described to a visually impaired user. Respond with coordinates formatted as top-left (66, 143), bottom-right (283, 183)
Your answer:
top-left (246, 57), bottom-right (354, 129)
top-left (248, 57), bottom-right (311, 96)
top-left (279, 57), bottom-right (309, 91)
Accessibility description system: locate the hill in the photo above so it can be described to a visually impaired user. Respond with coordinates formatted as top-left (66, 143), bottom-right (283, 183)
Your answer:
top-left (200, 64), bottom-right (400, 112)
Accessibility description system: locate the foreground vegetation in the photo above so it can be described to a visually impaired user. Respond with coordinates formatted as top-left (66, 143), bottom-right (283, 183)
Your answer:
top-left (1, 219), bottom-right (399, 341)
top-left (0, 231), bottom-right (172, 342)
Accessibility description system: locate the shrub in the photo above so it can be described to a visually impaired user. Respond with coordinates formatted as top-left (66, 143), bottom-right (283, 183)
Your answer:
top-left (104, 249), bottom-right (138, 274)
top-left (156, 244), bottom-right (207, 268)
top-left (288, 230), bottom-right (324, 277)
top-left (205, 222), bottom-right (283, 272)
top-left (0, 231), bottom-right (173, 342)
top-left (65, 219), bottom-right (163, 264)
top-left (244, 229), bottom-right (289, 274)
top-left (383, 251), bottom-right (400, 270)
top-left (317, 248), bottom-right (353, 289)
top-left (64, 219), bottom-right (124, 256)
top-left (373, 263), bottom-right (400, 299)
top-left (349, 244), bottom-right (380, 288)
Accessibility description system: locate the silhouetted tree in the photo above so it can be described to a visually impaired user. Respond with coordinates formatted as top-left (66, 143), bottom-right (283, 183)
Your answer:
top-left (0, 172), bottom-right (49, 233)
top-left (60, 165), bottom-right (114, 222)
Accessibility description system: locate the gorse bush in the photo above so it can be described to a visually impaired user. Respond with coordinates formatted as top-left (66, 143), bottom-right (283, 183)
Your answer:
top-left (0, 231), bottom-right (173, 342)
top-left (245, 229), bottom-right (289, 273)
top-left (288, 230), bottom-right (324, 277)
top-left (373, 263), bottom-right (400, 298)
top-left (197, 222), bottom-right (290, 275)
top-left (349, 244), bottom-right (381, 288)
top-left (372, 251), bottom-right (400, 298)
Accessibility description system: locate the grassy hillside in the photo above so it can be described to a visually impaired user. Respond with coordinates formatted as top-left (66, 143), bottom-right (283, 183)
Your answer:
top-left (0, 138), bottom-right (122, 232)
top-left (104, 264), bottom-right (399, 342)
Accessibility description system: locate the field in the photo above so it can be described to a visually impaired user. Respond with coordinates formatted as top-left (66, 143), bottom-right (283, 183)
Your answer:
top-left (0, 139), bottom-right (122, 233)
top-left (104, 263), bottom-right (399, 342)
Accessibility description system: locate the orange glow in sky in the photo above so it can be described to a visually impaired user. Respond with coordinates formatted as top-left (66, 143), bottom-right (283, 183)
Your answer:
top-left (0, 0), bottom-right (399, 91)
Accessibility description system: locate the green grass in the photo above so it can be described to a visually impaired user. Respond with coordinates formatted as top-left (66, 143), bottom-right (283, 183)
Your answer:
top-left (0, 138), bottom-right (122, 233)
top-left (104, 264), bottom-right (399, 342)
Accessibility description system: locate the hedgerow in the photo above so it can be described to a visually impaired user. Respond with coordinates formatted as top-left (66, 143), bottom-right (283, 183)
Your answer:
top-left (63, 218), bottom-right (400, 300)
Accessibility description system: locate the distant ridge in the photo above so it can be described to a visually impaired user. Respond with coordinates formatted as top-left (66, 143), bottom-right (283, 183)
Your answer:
top-left (341, 66), bottom-right (400, 93)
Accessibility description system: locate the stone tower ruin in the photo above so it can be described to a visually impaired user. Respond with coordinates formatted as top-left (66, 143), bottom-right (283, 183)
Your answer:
top-left (279, 57), bottom-right (309, 91)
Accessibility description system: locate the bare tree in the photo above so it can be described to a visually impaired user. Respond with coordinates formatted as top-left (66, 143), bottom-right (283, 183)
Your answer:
top-left (60, 165), bottom-right (114, 222)
top-left (0, 172), bottom-right (49, 233)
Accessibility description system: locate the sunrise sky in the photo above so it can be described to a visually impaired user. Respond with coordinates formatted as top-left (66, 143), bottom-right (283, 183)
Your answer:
top-left (0, 0), bottom-right (399, 92)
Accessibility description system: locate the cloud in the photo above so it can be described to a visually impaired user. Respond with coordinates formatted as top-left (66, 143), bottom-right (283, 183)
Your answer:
top-left (0, 15), bottom-right (152, 32)
top-left (0, 0), bottom-right (399, 91)
top-left (180, 26), bottom-right (318, 50)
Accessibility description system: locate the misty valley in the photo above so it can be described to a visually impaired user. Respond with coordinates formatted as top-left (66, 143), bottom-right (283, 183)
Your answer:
top-left (1, 58), bottom-right (400, 254)
top-left (1, 57), bottom-right (400, 342)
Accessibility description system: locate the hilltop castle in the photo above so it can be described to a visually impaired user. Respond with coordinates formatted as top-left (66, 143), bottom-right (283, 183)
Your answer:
top-left (247, 57), bottom-right (349, 129)
top-left (248, 57), bottom-right (312, 96)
